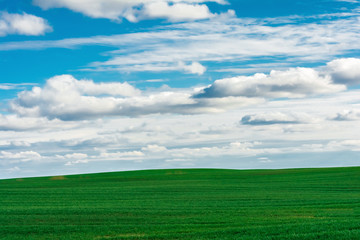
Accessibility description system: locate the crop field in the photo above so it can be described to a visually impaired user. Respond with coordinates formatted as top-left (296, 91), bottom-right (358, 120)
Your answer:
top-left (1, 167), bottom-right (360, 239)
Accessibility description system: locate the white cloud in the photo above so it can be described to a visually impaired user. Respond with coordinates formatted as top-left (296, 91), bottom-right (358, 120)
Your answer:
top-left (84, 14), bottom-right (360, 74)
top-left (326, 140), bottom-right (360, 151)
top-left (10, 75), bottom-right (145, 120)
top-left (327, 58), bottom-right (360, 85)
top-left (142, 2), bottom-right (214, 22)
top-left (10, 74), bottom-right (263, 120)
top-left (65, 159), bottom-right (89, 166)
top-left (0, 151), bottom-right (42, 161)
top-left (2, 12), bottom-right (360, 75)
top-left (0, 84), bottom-right (15, 90)
top-left (180, 61), bottom-right (206, 75)
top-left (142, 144), bottom-right (167, 152)
top-left (165, 158), bottom-right (193, 162)
top-left (299, 140), bottom-right (360, 153)
top-left (0, 114), bottom-right (61, 131)
top-left (158, 141), bottom-right (263, 159)
top-left (99, 151), bottom-right (145, 161)
top-left (33, 0), bottom-right (226, 22)
top-left (0, 12), bottom-right (52, 37)
top-left (2, 88), bottom-right (360, 178)
top-left (6, 166), bottom-right (21, 173)
top-left (333, 109), bottom-right (360, 121)
top-left (64, 153), bottom-right (88, 159)
top-left (335, 0), bottom-right (358, 3)
top-left (195, 67), bottom-right (345, 98)
top-left (0, 83), bottom-right (37, 90)
top-left (42, 74), bottom-right (140, 97)
top-left (8, 141), bottom-right (32, 147)
top-left (33, 0), bottom-right (144, 21)
top-left (241, 112), bottom-right (304, 125)
top-left (9, 59), bottom-right (357, 121)
top-left (258, 157), bottom-right (273, 163)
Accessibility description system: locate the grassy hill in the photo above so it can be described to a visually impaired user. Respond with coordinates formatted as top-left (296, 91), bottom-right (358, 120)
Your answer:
top-left (1, 167), bottom-right (360, 239)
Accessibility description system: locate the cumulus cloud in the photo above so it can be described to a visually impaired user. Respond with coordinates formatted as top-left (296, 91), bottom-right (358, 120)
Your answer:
top-left (195, 67), bottom-right (345, 98)
top-left (63, 153), bottom-right (88, 166)
top-left (0, 12), bottom-right (52, 37)
top-left (33, 0), bottom-right (144, 21)
top-left (142, 144), bottom-right (167, 152)
top-left (327, 58), bottom-right (360, 85)
top-left (180, 61), bottom-right (207, 75)
top-left (10, 75), bottom-right (144, 120)
top-left (333, 110), bottom-right (360, 121)
top-left (33, 0), bottom-right (226, 22)
top-left (38, 74), bottom-right (140, 97)
top-left (142, 2), bottom-right (214, 22)
top-left (9, 59), bottom-right (357, 121)
top-left (10, 74), bottom-right (262, 120)
top-left (241, 112), bottom-right (302, 125)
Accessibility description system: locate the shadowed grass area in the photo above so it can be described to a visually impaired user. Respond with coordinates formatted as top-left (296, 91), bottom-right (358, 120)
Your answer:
top-left (1, 167), bottom-right (360, 239)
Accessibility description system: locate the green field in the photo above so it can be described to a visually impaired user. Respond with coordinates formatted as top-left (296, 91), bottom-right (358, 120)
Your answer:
top-left (1, 167), bottom-right (360, 239)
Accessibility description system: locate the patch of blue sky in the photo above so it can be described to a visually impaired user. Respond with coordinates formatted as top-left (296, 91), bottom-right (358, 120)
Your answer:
top-left (0, 45), bottom-right (117, 84)
top-left (230, 0), bottom-right (358, 17)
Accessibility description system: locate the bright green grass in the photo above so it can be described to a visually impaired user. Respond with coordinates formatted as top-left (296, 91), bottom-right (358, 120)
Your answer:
top-left (1, 167), bottom-right (360, 239)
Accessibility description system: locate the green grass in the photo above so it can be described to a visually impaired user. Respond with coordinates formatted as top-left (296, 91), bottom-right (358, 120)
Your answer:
top-left (1, 167), bottom-right (360, 239)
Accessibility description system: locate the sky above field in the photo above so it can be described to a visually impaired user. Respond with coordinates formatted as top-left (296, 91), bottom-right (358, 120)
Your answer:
top-left (1, 0), bottom-right (360, 179)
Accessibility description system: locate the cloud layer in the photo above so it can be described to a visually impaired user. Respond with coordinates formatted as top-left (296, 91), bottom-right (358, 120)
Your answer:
top-left (2, 87), bottom-right (360, 178)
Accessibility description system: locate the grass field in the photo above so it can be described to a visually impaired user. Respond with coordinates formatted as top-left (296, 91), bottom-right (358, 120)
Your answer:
top-left (1, 167), bottom-right (360, 239)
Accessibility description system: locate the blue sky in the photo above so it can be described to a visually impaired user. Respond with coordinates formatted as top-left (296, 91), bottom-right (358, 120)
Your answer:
top-left (1, 0), bottom-right (360, 179)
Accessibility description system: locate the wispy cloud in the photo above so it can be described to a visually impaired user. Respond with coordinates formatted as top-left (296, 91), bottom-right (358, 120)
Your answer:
top-left (1, 11), bottom-right (360, 74)
top-left (335, 0), bottom-right (359, 3)
top-left (0, 83), bottom-right (37, 90)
